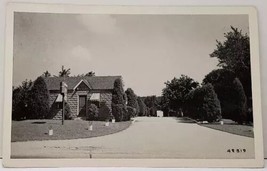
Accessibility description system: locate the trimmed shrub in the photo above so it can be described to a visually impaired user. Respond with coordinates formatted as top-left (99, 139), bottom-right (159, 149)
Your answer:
top-left (185, 84), bottom-right (221, 122)
top-left (125, 88), bottom-right (139, 116)
top-left (112, 104), bottom-right (126, 122)
top-left (203, 69), bottom-right (237, 120)
top-left (137, 97), bottom-right (147, 116)
top-left (125, 106), bottom-right (136, 121)
top-left (232, 78), bottom-right (247, 124)
top-left (64, 102), bottom-right (72, 120)
top-left (27, 77), bottom-right (50, 119)
top-left (98, 102), bottom-right (111, 121)
top-left (86, 104), bottom-right (99, 120)
top-left (203, 69), bottom-right (250, 123)
top-left (12, 88), bottom-right (26, 120)
top-left (111, 78), bottom-right (127, 122)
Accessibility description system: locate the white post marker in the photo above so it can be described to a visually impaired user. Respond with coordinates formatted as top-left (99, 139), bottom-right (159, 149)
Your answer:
top-left (89, 125), bottom-right (93, 131)
top-left (60, 81), bottom-right (68, 125)
top-left (48, 129), bottom-right (53, 136)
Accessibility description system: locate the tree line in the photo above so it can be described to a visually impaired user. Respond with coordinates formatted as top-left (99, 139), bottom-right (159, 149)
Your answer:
top-left (111, 79), bottom-right (161, 121)
top-left (12, 66), bottom-right (96, 120)
top-left (160, 27), bottom-right (252, 124)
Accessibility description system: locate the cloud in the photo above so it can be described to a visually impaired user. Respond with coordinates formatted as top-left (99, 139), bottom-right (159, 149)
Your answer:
top-left (70, 45), bottom-right (92, 61)
top-left (76, 14), bottom-right (119, 34)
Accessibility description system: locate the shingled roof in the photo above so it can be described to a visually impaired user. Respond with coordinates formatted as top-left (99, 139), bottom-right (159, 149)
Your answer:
top-left (44, 76), bottom-right (121, 91)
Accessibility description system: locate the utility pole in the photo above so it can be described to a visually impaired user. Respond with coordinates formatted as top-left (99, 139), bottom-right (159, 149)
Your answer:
top-left (60, 81), bottom-right (67, 125)
top-left (62, 93), bottom-right (65, 125)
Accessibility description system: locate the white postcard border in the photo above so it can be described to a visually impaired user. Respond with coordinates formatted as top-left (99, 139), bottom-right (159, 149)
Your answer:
top-left (2, 3), bottom-right (264, 168)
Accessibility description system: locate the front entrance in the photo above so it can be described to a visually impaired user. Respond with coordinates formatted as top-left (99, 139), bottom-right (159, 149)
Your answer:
top-left (78, 95), bottom-right (87, 117)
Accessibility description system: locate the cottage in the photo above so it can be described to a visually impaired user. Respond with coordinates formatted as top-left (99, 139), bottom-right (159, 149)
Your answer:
top-left (44, 76), bottom-right (121, 119)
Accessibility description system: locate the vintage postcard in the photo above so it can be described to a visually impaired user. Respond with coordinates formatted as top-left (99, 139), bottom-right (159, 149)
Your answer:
top-left (2, 3), bottom-right (264, 167)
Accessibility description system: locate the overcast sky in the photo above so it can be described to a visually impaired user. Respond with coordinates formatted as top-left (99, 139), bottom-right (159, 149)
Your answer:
top-left (13, 13), bottom-right (249, 96)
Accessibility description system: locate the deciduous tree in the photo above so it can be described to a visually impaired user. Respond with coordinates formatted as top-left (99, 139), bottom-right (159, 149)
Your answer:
top-left (162, 75), bottom-right (199, 115)
top-left (210, 26), bottom-right (251, 108)
top-left (12, 80), bottom-right (33, 120)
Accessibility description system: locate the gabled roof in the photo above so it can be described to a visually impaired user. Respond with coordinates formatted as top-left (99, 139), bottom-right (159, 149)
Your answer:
top-left (44, 76), bottom-right (121, 91)
top-left (73, 79), bottom-right (91, 90)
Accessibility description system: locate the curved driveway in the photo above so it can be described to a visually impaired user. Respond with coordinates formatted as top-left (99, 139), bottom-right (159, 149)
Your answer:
top-left (11, 117), bottom-right (254, 159)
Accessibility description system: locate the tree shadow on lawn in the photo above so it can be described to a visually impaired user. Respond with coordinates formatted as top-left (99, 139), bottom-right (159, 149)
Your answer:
top-left (31, 121), bottom-right (47, 124)
top-left (175, 117), bottom-right (196, 124)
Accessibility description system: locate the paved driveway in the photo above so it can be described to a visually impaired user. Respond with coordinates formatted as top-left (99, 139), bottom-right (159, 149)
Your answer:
top-left (11, 117), bottom-right (254, 159)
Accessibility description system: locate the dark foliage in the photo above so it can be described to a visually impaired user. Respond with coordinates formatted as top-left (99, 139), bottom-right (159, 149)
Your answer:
top-left (125, 88), bottom-right (139, 116)
top-left (125, 106), bottom-right (136, 121)
top-left (203, 69), bottom-right (250, 123)
top-left (162, 75), bottom-right (199, 115)
top-left (112, 104), bottom-right (127, 121)
top-left (112, 79), bottom-right (127, 121)
top-left (27, 77), bottom-right (50, 119)
top-left (143, 96), bottom-right (158, 116)
top-left (98, 102), bottom-right (112, 121)
top-left (42, 71), bottom-right (51, 78)
top-left (64, 102), bottom-right (72, 120)
top-left (210, 26), bottom-right (252, 109)
top-left (12, 80), bottom-right (33, 120)
top-left (58, 65), bottom-right (71, 77)
top-left (232, 78), bottom-right (247, 124)
top-left (86, 103), bottom-right (99, 120)
top-left (137, 97), bottom-right (147, 116)
top-left (85, 71), bottom-right (95, 77)
top-left (203, 69), bottom-right (236, 120)
top-left (185, 84), bottom-right (221, 122)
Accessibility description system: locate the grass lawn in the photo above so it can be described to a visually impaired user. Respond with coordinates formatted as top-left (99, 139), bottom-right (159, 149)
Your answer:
top-left (12, 119), bottom-right (131, 142)
top-left (200, 124), bottom-right (254, 138)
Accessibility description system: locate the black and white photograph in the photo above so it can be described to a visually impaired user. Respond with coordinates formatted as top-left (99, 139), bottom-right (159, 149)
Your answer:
top-left (2, 4), bottom-right (264, 168)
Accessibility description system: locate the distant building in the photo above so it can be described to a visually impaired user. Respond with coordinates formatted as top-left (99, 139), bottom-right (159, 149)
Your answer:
top-left (44, 76), bottom-right (121, 119)
top-left (157, 110), bottom-right (163, 117)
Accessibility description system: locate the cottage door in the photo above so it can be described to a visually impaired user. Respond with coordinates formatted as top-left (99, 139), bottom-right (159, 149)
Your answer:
top-left (78, 95), bottom-right (87, 117)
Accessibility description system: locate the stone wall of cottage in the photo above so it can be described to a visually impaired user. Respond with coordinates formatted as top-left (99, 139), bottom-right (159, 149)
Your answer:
top-left (100, 92), bottom-right (112, 110)
top-left (49, 90), bottom-right (113, 120)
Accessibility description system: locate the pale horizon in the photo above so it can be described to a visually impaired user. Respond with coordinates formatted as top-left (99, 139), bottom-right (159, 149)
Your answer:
top-left (13, 13), bottom-right (249, 96)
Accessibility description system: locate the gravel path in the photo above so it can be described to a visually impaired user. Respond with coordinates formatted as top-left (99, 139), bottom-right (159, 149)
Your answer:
top-left (11, 117), bottom-right (254, 159)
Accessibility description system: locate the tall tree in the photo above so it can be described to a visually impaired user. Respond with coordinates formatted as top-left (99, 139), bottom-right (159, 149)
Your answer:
top-left (210, 26), bottom-right (251, 108)
top-left (42, 71), bottom-right (51, 77)
top-left (12, 80), bottom-right (33, 120)
top-left (144, 96), bottom-right (158, 116)
top-left (111, 78), bottom-right (127, 121)
top-left (137, 97), bottom-right (147, 116)
top-left (203, 69), bottom-right (236, 120)
top-left (232, 78), bottom-right (247, 124)
top-left (27, 77), bottom-right (50, 119)
top-left (162, 75), bottom-right (199, 114)
top-left (125, 88), bottom-right (139, 116)
top-left (58, 65), bottom-right (71, 77)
